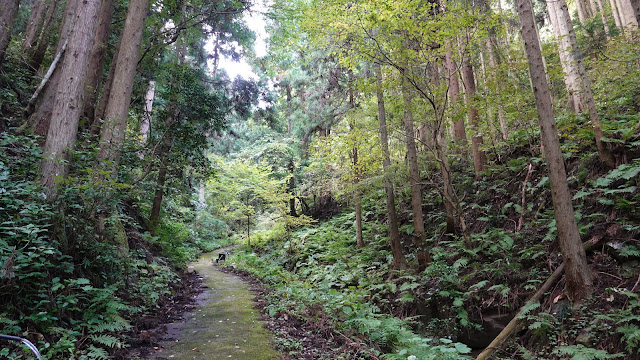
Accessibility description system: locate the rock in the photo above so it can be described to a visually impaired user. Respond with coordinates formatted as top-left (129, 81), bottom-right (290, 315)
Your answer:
top-left (576, 328), bottom-right (591, 345)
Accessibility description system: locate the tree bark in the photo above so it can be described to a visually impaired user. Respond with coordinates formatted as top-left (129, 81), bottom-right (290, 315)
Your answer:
top-left (0, 0), bottom-right (20, 66)
top-left (40, 0), bottom-right (102, 199)
top-left (616, 0), bottom-right (639, 28)
top-left (28, 0), bottom-right (77, 136)
top-left (286, 82), bottom-right (293, 135)
top-left (140, 79), bottom-right (155, 143)
top-left (353, 146), bottom-right (364, 249)
top-left (401, 71), bottom-right (428, 268)
top-left (149, 159), bottom-right (167, 228)
top-left (92, 43), bottom-right (118, 132)
top-left (609, 0), bottom-right (624, 29)
top-left (23, 0), bottom-right (47, 51)
top-left (444, 45), bottom-right (466, 146)
top-left (349, 80), bottom-right (364, 249)
top-left (549, 0), bottom-right (615, 168)
top-left (82, 0), bottom-right (115, 124)
top-left (375, 64), bottom-right (406, 269)
top-left (97, 0), bottom-right (149, 176)
top-left (25, 0), bottom-right (58, 74)
top-left (595, 0), bottom-right (611, 38)
top-left (461, 49), bottom-right (487, 178)
top-left (516, 0), bottom-right (593, 303)
top-left (485, 37), bottom-right (508, 141)
top-left (575, 0), bottom-right (590, 23)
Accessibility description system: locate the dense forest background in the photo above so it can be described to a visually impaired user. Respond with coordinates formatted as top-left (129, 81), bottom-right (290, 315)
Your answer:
top-left (1, 0), bottom-right (640, 359)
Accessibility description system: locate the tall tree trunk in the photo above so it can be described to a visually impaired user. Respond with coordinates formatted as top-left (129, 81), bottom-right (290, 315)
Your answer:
top-left (27, 0), bottom-right (77, 136)
top-left (26, 0), bottom-right (58, 74)
top-left (348, 76), bottom-right (364, 249)
top-left (140, 79), bottom-right (155, 143)
top-left (485, 37), bottom-right (508, 141)
top-left (286, 82), bottom-right (293, 135)
top-left (375, 64), bottom-right (406, 269)
top-left (40, 0), bottom-right (101, 199)
top-left (575, 0), bottom-right (590, 23)
top-left (353, 146), bottom-right (364, 249)
top-left (23, 0), bottom-right (47, 50)
top-left (616, 0), bottom-right (639, 28)
top-left (82, 0), bottom-right (115, 125)
top-left (595, 0), bottom-right (611, 38)
top-left (588, 0), bottom-right (599, 14)
top-left (460, 47), bottom-right (487, 178)
top-left (609, 0), bottom-right (624, 29)
top-left (0, 0), bottom-right (20, 66)
top-left (401, 71), bottom-right (428, 268)
top-left (149, 158), bottom-right (168, 228)
top-left (92, 44), bottom-right (118, 132)
top-left (517, 0), bottom-right (593, 303)
top-left (288, 161), bottom-right (297, 217)
top-left (549, 0), bottom-right (615, 168)
top-left (97, 0), bottom-right (149, 175)
top-left (444, 45), bottom-right (466, 146)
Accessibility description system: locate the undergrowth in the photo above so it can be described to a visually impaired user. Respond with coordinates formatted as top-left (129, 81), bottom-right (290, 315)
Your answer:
top-left (0, 133), bottom-right (228, 359)
top-left (227, 111), bottom-right (640, 359)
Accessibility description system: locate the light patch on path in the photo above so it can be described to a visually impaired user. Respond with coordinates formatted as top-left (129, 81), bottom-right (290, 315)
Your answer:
top-left (147, 248), bottom-right (280, 359)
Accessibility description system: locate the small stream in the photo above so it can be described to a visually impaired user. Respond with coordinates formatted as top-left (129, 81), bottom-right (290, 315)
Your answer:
top-left (146, 249), bottom-right (281, 359)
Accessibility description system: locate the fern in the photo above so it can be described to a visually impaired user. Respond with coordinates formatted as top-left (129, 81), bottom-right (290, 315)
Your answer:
top-left (89, 334), bottom-right (126, 349)
top-left (87, 316), bottom-right (131, 334)
top-left (551, 345), bottom-right (623, 359)
top-left (82, 345), bottom-right (110, 360)
top-left (618, 324), bottom-right (640, 353)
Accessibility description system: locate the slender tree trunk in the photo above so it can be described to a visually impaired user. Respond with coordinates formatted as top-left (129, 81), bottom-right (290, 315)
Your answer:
top-left (444, 45), bottom-right (466, 146)
top-left (575, 0), bottom-right (590, 23)
top-left (28, 0), bottom-right (77, 136)
top-left (288, 161), bottom-right (297, 217)
top-left (609, 0), bottom-right (624, 29)
top-left (286, 82), bottom-right (293, 135)
top-left (353, 146), bottom-right (364, 249)
top-left (485, 37), bottom-right (508, 141)
top-left (82, 0), bottom-right (115, 124)
top-left (401, 71), bottom-right (428, 268)
top-left (547, 0), bottom-right (576, 111)
top-left (348, 76), bottom-right (364, 249)
top-left (40, 0), bottom-right (101, 199)
top-left (26, 0), bottom-right (58, 74)
top-left (149, 159), bottom-right (167, 228)
top-left (461, 48), bottom-right (487, 178)
top-left (140, 80), bottom-right (155, 143)
top-left (92, 44), bottom-right (118, 132)
top-left (0, 0), bottom-right (20, 66)
top-left (549, 0), bottom-right (616, 168)
top-left (23, 0), bottom-right (46, 50)
top-left (596, 0), bottom-right (611, 38)
top-left (516, 0), bottom-right (593, 303)
top-left (97, 0), bottom-right (149, 175)
top-left (375, 64), bottom-right (406, 269)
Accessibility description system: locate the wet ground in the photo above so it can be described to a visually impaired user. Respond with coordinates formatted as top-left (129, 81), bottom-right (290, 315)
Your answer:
top-left (146, 249), bottom-right (281, 360)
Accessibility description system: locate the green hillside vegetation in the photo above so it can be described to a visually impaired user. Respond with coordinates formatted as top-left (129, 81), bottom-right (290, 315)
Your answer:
top-left (1, 0), bottom-right (639, 359)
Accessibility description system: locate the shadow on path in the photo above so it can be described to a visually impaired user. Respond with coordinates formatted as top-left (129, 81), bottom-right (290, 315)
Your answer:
top-left (147, 248), bottom-right (281, 359)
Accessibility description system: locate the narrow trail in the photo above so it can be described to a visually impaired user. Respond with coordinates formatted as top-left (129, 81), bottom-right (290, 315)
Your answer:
top-left (148, 248), bottom-right (281, 360)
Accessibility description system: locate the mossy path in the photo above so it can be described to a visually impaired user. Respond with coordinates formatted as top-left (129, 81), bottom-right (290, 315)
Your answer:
top-left (148, 248), bottom-right (281, 359)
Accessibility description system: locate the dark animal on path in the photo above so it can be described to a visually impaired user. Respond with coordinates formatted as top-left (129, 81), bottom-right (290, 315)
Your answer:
top-left (215, 251), bottom-right (229, 264)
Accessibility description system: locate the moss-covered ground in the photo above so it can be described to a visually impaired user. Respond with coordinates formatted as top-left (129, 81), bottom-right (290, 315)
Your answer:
top-left (149, 249), bottom-right (280, 360)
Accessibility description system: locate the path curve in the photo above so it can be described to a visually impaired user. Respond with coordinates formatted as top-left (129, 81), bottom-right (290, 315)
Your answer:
top-left (148, 248), bottom-right (281, 360)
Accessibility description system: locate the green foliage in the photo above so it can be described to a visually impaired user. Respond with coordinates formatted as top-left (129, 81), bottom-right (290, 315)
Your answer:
top-left (551, 345), bottom-right (623, 359)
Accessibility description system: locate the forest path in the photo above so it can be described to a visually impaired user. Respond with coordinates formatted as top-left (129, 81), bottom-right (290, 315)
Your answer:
top-left (148, 247), bottom-right (281, 360)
